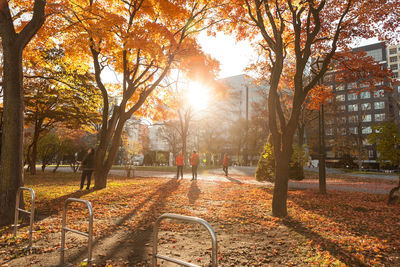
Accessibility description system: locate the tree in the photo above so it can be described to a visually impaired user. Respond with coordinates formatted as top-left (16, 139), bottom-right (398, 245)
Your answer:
top-left (368, 122), bottom-right (400, 168)
top-left (24, 48), bottom-right (101, 174)
top-left (222, 0), bottom-right (398, 217)
top-left (51, 128), bottom-right (89, 173)
top-left (65, 0), bottom-right (220, 188)
top-left (158, 121), bottom-right (180, 159)
top-left (0, 0), bottom-right (46, 226)
top-left (37, 133), bottom-right (60, 171)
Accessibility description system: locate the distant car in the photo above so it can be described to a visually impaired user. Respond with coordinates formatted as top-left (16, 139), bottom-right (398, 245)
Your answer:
top-left (133, 155), bottom-right (144, 166)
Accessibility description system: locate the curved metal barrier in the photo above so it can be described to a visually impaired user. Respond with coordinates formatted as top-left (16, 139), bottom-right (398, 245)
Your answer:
top-left (152, 213), bottom-right (218, 267)
top-left (60, 198), bottom-right (93, 266)
top-left (14, 187), bottom-right (35, 249)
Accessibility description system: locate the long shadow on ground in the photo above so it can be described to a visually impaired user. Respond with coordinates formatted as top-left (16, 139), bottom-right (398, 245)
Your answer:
top-left (287, 191), bottom-right (397, 251)
top-left (283, 217), bottom-right (369, 266)
top-left (35, 190), bottom-right (92, 221)
top-left (226, 176), bottom-right (243, 184)
top-left (188, 180), bottom-right (201, 204)
top-left (63, 178), bottom-right (182, 266)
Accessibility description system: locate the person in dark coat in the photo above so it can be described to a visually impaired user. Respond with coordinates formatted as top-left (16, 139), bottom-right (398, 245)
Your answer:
top-left (80, 148), bottom-right (95, 190)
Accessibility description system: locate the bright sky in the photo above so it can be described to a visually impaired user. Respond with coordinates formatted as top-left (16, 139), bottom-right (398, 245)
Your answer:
top-left (102, 33), bottom-right (385, 84)
top-left (197, 32), bottom-right (257, 79)
top-left (198, 33), bottom-right (386, 79)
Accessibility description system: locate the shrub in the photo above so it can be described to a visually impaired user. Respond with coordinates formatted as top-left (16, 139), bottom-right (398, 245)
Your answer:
top-left (255, 135), bottom-right (306, 182)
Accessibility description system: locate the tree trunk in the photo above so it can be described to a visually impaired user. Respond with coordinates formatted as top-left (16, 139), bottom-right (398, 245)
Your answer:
top-left (272, 151), bottom-right (290, 217)
top-left (28, 125), bottom-right (40, 175)
top-left (53, 158), bottom-right (61, 173)
top-left (0, 0), bottom-right (45, 226)
top-left (0, 47), bottom-right (24, 226)
top-left (297, 124), bottom-right (305, 177)
top-left (94, 118), bottom-right (126, 189)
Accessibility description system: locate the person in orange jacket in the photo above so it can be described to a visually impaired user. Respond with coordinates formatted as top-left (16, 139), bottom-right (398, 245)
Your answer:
top-left (176, 151), bottom-right (184, 179)
top-left (222, 153), bottom-right (229, 176)
top-left (190, 150), bottom-right (200, 180)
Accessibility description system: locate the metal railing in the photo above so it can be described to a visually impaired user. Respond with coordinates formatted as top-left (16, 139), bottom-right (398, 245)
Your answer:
top-left (14, 187), bottom-right (35, 249)
top-left (152, 213), bottom-right (218, 267)
top-left (60, 198), bottom-right (93, 266)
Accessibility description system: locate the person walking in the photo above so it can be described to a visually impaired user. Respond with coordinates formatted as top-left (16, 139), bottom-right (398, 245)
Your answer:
top-left (80, 148), bottom-right (95, 190)
top-left (191, 151), bottom-right (200, 180)
top-left (222, 153), bottom-right (229, 177)
top-left (176, 151), bottom-right (184, 179)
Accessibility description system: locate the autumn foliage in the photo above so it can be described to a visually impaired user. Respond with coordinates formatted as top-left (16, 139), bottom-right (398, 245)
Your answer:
top-left (1, 173), bottom-right (399, 266)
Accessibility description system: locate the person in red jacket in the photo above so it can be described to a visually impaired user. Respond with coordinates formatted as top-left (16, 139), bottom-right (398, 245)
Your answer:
top-left (176, 151), bottom-right (184, 179)
top-left (222, 153), bottom-right (229, 177)
top-left (190, 150), bottom-right (200, 180)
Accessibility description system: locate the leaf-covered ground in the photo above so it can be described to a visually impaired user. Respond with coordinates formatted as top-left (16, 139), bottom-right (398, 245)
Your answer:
top-left (1, 172), bottom-right (399, 266)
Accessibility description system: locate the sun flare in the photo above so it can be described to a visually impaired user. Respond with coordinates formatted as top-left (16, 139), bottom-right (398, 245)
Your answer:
top-left (186, 82), bottom-right (210, 110)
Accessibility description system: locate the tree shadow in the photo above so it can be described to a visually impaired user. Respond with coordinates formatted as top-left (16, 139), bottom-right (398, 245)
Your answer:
top-left (62, 178), bottom-right (182, 266)
top-left (35, 190), bottom-right (92, 221)
top-left (226, 176), bottom-right (243, 184)
top-left (282, 217), bottom-right (369, 267)
top-left (287, 190), bottom-right (395, 243)
top-left (188, 180), bottom-right (201, 204)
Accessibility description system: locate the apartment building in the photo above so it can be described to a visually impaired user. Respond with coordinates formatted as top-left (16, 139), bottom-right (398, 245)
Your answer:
top-left (323, 42), bottom-right (399, 168)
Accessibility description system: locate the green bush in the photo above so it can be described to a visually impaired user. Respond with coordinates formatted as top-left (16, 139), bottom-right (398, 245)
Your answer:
top-left (255, 136), bottom-right (274, 182)
top-left (255, 135), bottom-right (306, 182)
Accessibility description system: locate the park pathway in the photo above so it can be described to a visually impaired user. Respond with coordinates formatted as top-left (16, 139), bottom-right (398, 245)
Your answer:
top-left (45, 166), bottom-right (397, 195)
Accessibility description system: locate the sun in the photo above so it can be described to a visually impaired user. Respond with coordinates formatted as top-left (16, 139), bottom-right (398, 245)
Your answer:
top-left (186, 82), bottom-right (210, 110)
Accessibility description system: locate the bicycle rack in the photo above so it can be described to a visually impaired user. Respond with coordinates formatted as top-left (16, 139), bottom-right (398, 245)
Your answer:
top-left (60, 198), bottom-right (93, 266)
top-left (14, 187), bottom-right (35, 249)
top-left (152, 213), bottom-right (218, 267)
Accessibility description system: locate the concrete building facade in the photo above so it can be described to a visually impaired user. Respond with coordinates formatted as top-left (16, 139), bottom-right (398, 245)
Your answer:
top-left (322, 42), bottom-right (399, 168)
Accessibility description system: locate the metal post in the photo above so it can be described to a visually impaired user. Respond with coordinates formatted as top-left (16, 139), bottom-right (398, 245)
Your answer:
top-left (14, 187), bottom-right (35, 249)
top-left (60, 198), bottom-right (93, 266)
top-left (319, 104), bottom-right (327, 194)
top-left (152, 213), bottom-right (218, 267)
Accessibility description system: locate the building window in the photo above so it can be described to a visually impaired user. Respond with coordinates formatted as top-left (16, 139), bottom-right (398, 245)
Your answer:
top-left (336, 84), bottom-right (345, 91)
top-left (338, 116), bottom-right (347, 124)
top-left (336, 94), bottom-right (345, 101)
top-left (360, 91), bottom-right (370, 99)
top-left (326, 128), bottom-right (334, 135)
top-left (348, 93), bottom-right (357, 101)
top-left (374, 89), bottom-right (384, 98)
top-left (375, 113), bottom-right (385, 121)
top-left (374, 101), bottom-right (385, 110)
top-left (366, 49), bottom-right (383, 61)
top-left (349, 115), bottom-right (358, 123)
top-left (362, 127), bottom-right (372, 134)
top-left (348, 104), bottom-right (358, 112)
top-left (338, 105), bottom-right (346, 111)
top-left (361, 103), bottom-right (371, 110)
top-left (349, 127), bottom-right (358, 134)
top-left (390, 56), bottom-right (398, 63)
top-left (363, 139), bottom-right (371, 146)
top-left (368, 150), bottom-right (374, 158)
top-left (360, 83), bottom-right (369, 88)
top-left (390, 64), bottom-right (398, 70)
top-left (347, 82), bottom-right (356, 89)
top-left (339, 128), bottom-right (346, 135)
top-left (389, 48), bottom-right (397, 55)
top-left (362, 114), bottom-right (372, 122)
top-left (394, 73), bottom-right (399, 78)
